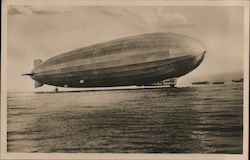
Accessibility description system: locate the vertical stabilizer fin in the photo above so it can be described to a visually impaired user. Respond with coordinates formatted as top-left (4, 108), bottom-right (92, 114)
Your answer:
top-left (34, 59), bottom-right (43, 69)
top-left (35, 81), bottom-right (44, 88)
top-left (34, 59), bottom-right (44, 88)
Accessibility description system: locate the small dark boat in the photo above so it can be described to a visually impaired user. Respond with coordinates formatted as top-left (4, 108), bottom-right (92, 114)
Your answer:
top-left (232, 78), bottom-right (243, 82)
top-left (146, 78), bottom-right (177, 87)
top-left (212, 81), bottom-right (224, 84)
top-left (192, 81), bottom-right (209, 85)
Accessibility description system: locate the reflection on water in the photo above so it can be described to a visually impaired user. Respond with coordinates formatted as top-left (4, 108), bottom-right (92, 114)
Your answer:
top-left (7, 84), bottom-right (243, 153)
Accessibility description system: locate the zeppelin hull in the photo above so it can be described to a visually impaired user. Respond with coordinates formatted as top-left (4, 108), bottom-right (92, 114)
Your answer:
top-left (30, 32), bottom-right (206, 88)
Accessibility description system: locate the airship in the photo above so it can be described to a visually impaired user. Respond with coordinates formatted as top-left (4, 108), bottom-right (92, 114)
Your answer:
top-left (24, 32), bottom-right (206, 88)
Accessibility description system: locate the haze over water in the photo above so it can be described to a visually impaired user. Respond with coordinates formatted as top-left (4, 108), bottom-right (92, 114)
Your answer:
top-left (7, 83), bottom-right (243, 153)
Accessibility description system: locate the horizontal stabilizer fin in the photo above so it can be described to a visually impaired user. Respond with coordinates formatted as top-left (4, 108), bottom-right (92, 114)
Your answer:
top-left (35, 81), bottom-right (44, 88)
top-left (22, 73), bottom-right (34, 76)
top-left (34, 59), bottom-right (43, 69)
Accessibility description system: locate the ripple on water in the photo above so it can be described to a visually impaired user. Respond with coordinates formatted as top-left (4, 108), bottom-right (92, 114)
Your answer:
top-left (7, 84), bottom-right (243, 153)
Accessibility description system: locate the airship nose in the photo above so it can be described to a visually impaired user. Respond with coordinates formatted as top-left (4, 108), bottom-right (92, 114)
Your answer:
top-left (184, 37), bottom-right (206, 66)
top-left (194, 50), bottom-right (206, 66)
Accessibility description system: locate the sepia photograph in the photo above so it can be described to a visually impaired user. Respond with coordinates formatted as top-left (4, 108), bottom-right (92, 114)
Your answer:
top-left (1, 0), bottom-right (249, 159)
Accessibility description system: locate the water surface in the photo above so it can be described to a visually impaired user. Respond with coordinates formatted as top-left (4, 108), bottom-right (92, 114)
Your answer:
top-left (7, 83), bottom-right (243, 153)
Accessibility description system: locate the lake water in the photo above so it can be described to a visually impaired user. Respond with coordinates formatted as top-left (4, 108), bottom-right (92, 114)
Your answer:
top-left (7, 83), bottom-right (243, 153)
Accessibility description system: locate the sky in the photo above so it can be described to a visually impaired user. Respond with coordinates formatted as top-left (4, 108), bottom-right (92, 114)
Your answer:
top-left (7, 5), bottom-right (245, 92)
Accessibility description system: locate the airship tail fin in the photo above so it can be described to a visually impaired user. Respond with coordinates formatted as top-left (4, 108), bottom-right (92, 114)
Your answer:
top-left (35, 81), bottom-right (44, 88)
top-left (33, 59), bottom-right (44, 88)
top-left (22, 73), bottom-right (34, 76)
top-left (34, 59), bottom-right (43, 68)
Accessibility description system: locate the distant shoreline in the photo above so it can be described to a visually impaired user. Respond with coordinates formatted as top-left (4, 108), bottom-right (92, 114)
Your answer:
top-left (7, 82), bottom-right (243, 94)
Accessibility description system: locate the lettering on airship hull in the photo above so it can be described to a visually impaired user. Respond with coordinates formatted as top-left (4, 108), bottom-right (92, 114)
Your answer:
top-left (25, 32), bottom-right (206, 88)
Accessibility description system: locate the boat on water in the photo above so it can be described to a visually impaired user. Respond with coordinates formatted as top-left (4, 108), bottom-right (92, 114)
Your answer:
top-left (149, 78), bottom-right (177, 87)
top-left (232, 78), bottom-right (243, 83)
top-left (212, 81), bottom-right (224, 84)
top-left (192, 81), bottom-right (209, 85)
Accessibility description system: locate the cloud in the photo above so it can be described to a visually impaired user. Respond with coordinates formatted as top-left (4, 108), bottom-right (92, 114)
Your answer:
top-left (96, 7), bottom-right (199, 28)
top-left (8, 6), bottom-right (198, 28)
top-left (30, 9), bottom-right (57, 15)
top-left (101, 7), bottom-right (198, 28)
top-left (8, 6), bottom-right (71, 16)
top-left (8, 7), bottom-right (22, 15)
top-left (158, 12), bottom-right (199, 27)
top-left (136, 10), bottom-right (199, 28)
